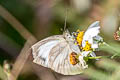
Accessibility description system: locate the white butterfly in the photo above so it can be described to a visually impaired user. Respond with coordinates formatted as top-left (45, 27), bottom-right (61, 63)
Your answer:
top-left (31, 21), bottom-right (102, 75)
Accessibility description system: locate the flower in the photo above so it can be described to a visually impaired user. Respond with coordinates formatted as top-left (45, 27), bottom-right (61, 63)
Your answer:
top-left (76, 30), bottom-right (84, 46)
top-left (114, 27), bottom-right (120, 41)
top-left (73, 21), bottom-right (103, 62)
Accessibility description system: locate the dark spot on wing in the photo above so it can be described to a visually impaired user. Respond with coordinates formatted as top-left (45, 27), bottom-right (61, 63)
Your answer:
top-left (40, 57), bottom-right (46, 62)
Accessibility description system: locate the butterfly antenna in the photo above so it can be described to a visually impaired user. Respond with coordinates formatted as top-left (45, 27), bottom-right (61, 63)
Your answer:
top-left (64, 8), bottom-right (68, 31)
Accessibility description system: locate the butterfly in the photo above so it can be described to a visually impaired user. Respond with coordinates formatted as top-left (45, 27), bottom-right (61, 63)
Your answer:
top-left (31, 21), bottom-right (102, 75)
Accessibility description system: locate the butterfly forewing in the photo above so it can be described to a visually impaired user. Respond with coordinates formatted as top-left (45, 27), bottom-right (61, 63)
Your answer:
top-left (32, 35), bottom-right (64, 67)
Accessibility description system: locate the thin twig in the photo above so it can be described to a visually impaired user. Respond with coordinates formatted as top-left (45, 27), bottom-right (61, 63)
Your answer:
top-left (0, 5), bottom-right (36, 41)
top-left (103, 42), bottom-right (119, 59)
top-left (9, 37), bottom-right (37, 80)
top-left (0, 5), bottom-right (37, 80)
top-left (0, 4), bottom-right (56, 80)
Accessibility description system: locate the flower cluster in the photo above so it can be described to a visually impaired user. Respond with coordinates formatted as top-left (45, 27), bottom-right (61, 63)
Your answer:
top-left (72, 21), bottom-right (103, 68)
top-left (114, 27), bottom-right (120, 41)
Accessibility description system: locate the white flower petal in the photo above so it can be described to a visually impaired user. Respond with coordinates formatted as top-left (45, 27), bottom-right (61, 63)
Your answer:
top-left (93, 35), bottom-right (103, 42)
top-left (91, 44), bottom-right (98, 49)
top-left (82, 21), bottom-right (100, 47)
top-left (81, 51), bottom-right (91, 57)
top-left (88, 21), bottom-right (100, 29)
top-left (90, 52), bottom-right (99, 60)
top-left (83, 21), bottom-right (100, 40)
top-left (79, 56), bottom-right (88, 69)
top-left (90, 52), bottom-right (96, 57)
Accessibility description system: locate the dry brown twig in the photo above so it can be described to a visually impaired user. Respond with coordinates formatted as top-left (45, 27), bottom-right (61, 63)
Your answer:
top-left (0, 5), bottom-right (36, 40)
top-left (0, 4), bottom-right (57, 80)
top-left (0, 4), bottom-right (37, 80)
top-left (9, 37), bottom-right (37, 80)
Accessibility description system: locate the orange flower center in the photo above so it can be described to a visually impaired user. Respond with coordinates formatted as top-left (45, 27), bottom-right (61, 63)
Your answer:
top-left (69, 52), bottom-right (79, 65)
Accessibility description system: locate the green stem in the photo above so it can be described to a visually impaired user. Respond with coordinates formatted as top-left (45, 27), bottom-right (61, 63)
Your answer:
top-left (103, 42), bottom-right (119, 59)
top-left (87, 56), bottom-right (112, 60)
top-left (88, 56), bottom-right (102, 59)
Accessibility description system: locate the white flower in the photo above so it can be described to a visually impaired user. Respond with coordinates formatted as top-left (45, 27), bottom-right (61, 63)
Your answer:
top-left (82, 21), bottom-right (100, 48)
top-left (81, 21), bottom-right (103, 57)
top-left (73, 21), bottom-right (103, 67)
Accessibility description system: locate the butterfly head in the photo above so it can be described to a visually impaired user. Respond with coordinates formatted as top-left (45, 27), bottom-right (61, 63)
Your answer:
top-left (63, 29), bottom-right (75, 42)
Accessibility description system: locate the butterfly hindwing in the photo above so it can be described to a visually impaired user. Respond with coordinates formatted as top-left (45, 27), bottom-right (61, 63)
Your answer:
top-left (48, 41), bottom-right (83, 75)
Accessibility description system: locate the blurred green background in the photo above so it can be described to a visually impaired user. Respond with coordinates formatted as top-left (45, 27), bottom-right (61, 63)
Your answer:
top-left (0, 0), bottom-right (120, 80)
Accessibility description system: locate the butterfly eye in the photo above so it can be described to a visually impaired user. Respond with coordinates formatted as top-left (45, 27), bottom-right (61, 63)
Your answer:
top-left (66, 34), bottom-right (69, 36)
top-left (68, 36), bottom-right (71, 38)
